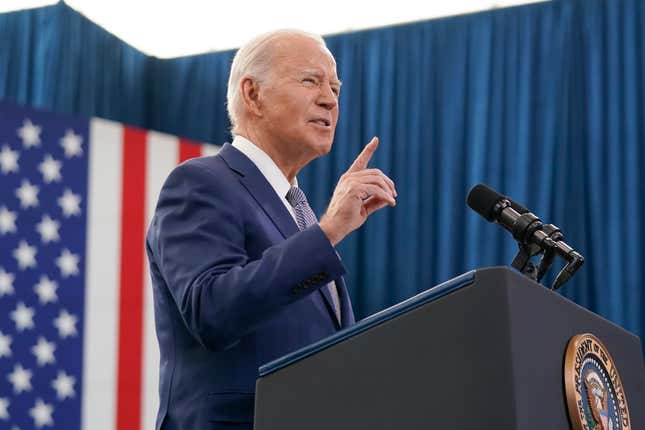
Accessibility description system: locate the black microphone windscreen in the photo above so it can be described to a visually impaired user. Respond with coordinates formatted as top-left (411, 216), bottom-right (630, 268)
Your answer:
top-left (509, 198), bottom-right (529, 214)
top-left (466, 183), bottom-right (505, 222)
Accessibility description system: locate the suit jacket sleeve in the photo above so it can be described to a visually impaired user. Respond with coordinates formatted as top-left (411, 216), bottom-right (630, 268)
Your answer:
top-left (146, 160), bottom-right (346, 351)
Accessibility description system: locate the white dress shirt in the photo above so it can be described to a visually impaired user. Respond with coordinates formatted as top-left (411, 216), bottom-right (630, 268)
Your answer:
top-left (232, 135), bottom-right (298, 221)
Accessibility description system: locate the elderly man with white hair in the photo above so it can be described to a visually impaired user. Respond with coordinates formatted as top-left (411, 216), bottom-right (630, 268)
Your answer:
top-left (146, 29), bottom-right (397, 429)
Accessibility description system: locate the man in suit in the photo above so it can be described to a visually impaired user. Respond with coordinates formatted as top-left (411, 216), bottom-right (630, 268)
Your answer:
top-left (146, 29), bottom-right (397, 429)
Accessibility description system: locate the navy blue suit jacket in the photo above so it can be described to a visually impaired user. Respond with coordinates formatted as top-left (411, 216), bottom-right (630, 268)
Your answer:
top-left (146, 143), bottom-right (355, 429)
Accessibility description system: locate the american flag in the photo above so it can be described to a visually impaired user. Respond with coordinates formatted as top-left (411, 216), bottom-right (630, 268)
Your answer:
top-left (0, 102), bottom-right (219, 429)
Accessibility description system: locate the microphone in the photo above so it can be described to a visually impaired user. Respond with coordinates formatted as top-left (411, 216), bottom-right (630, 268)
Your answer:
top-left (467, 184), bottom-right (550, 247)
top-left (466, 183), bottom-right (584, 289)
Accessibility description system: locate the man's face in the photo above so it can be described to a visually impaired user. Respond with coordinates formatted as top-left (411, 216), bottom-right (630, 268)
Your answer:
top-left (257, 36), bottom-right (340, 162)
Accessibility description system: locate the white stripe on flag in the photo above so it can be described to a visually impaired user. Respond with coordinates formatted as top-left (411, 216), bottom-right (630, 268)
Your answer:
top-left (83, 119), bottom-right (123, 430)
top-left (202, 143), bottom-right (221, 157)
top-left (142, 131), bottom-right (180, 430)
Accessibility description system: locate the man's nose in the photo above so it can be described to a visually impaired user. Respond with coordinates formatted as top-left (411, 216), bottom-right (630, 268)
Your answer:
top-left (317, 85), bottom-right (338, 110)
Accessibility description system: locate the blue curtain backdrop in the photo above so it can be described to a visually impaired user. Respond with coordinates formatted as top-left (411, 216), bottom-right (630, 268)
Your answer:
top-left (0, 4), bottom-right (149, 126)
top-left (1, 0), bottom-right (644, 346)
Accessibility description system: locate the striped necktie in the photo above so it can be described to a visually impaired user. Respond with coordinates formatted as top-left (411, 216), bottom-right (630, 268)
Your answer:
top-left (285, 186), bottom-right (341, 321)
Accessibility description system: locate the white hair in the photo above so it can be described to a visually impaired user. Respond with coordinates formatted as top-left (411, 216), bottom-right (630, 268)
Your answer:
top-left (226, 29), bottom-right (328, 133)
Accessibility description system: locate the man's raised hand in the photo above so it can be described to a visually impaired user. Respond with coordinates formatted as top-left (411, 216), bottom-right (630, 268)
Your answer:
top-left (319, 137), bottom-right (397, 246)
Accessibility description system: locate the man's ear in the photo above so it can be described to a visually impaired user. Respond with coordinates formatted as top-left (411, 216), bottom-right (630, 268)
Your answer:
top-left (241, 77), bottom-right (263, 117)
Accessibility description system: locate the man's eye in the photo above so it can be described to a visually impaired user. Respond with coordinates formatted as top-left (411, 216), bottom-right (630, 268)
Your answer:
top-left (303, 78), bottom-right (316, 85)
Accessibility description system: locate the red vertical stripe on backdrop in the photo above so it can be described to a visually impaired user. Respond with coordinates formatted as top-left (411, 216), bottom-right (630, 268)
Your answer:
top-left (116, 127), bottom-right (147, 430)
top-left (179, 139), bottom-right (203, 163)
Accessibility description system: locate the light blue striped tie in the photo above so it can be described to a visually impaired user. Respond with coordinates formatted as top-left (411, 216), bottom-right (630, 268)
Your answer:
top-left (286, 186), bottom-right (341, 321)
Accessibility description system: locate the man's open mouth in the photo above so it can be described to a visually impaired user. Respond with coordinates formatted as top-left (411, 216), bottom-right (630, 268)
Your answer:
top-left (309, 118), bottom-right (330, 127)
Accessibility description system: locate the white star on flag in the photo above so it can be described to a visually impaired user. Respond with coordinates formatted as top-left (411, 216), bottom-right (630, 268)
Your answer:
top-left (36, 214), bottom-right (60, 243)
top-left (29, 398), bottom-right (54, 428)
top-left (56, 249), bottom-right (80, 277)
top-left (13, 240), bottom-right (37, 270)
top-left (8, 364), bottom-right (32, 394)
top-left (0, 331), bottom-right (12, 358)
top-left (0, 267), bottom-right (15, 297)
top-left (60, 129), bottom-right (83, 158)
top-left (0, 145), bottom-right (19, 174)
top-left (0, 397), bottom-right (8, 420)
top-left (17, 118), bottom-right (42, 148)
top-left (0, 206), bottom-right (17, 234)
top-left (51, 371), bottom-right (76, 400)
top-left (34, 276), bottom-right (58, 304)
top-left (38, 155), bottom-right (62, 183)
top-left (53, 309), bottom-right (78, 338)
top-left (31, 337), bottom-right (56, 366)
top-left (10, 302), bottom-right (35, 331)
top-left (15, 179), bottom-right (39, 208)
top-left (57, 188), bottom-right (81, 217)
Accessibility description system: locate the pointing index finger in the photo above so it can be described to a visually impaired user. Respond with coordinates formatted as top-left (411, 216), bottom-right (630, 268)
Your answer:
top-left (348, 137), bottom-right (378, 172)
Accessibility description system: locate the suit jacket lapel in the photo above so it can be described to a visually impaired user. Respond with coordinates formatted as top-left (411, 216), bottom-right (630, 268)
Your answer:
top-left (219, 143), bottom-right (299, 239)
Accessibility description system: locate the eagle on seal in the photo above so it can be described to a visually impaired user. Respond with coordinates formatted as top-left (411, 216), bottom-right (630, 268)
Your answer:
top-left (584, 370), bottom-right (613, 430)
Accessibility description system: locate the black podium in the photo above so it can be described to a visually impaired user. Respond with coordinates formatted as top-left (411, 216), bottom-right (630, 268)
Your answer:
top-left (254, 267), bottom-right (645, 429)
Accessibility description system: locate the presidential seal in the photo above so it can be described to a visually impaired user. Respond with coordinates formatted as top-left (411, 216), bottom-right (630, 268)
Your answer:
top-left (564, 333), bottom-right (631, 430)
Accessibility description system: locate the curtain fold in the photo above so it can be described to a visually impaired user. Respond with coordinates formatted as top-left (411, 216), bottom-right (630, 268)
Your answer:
top-left (1, 0), bottom-right (643, 343)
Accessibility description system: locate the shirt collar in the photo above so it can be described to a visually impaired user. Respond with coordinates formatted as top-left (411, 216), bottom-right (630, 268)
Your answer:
top-left (231, 135), bottom-right (297, 200)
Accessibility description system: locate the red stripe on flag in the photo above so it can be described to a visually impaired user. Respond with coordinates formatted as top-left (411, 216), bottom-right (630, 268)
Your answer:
top-left (179, 139), bottom-right (203, 163)
top-left (116, 127), bottom-right (147, 430)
